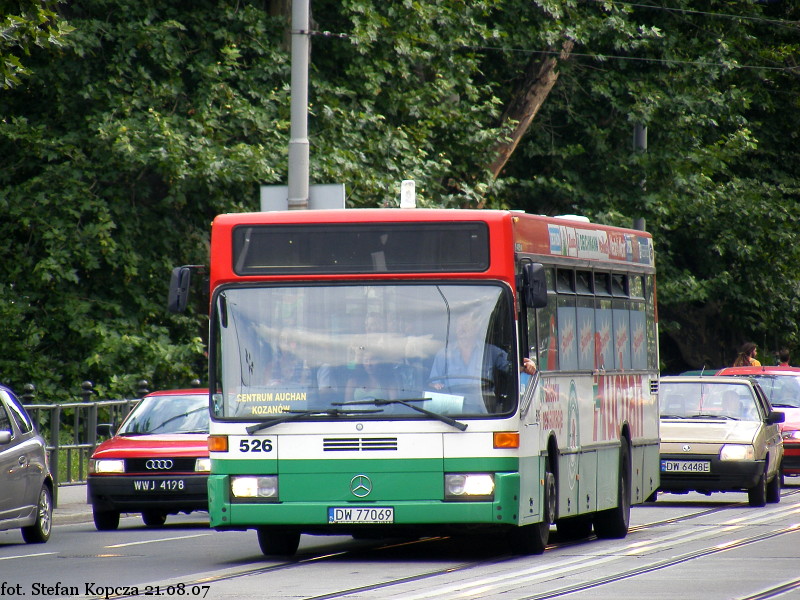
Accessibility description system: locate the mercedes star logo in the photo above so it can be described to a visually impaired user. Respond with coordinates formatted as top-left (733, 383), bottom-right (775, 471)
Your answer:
top-left (145, 459), bottom-right (174, 470)
top-left (350, 474), bottom-right (372, 498)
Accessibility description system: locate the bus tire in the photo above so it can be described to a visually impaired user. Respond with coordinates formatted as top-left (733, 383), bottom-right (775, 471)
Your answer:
top-left (509, 470), bottom-right (555, 555)
top-left (257, 527), bottom-right (301, 556)
top-left (594, 441), bottom-right (631, 539)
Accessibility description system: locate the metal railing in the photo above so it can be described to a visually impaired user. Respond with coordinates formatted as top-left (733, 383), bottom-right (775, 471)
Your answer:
top-left (23, 398), bottom-right (140, 506)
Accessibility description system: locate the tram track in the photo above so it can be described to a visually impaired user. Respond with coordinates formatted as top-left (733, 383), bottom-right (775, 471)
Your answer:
top-left (97, 489), bottom-right (800, 600)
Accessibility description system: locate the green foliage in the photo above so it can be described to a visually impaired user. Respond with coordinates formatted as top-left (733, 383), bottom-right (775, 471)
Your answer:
top-left (0, 0), bottom-right (73, 88)
top-left (1, 0), bottom-right (799, 393)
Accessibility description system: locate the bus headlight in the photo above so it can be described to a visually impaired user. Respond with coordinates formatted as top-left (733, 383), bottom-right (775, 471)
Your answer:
top-left (89, 459), bottom-right (125, 474)
top-left (720, 444), bottom-right (755, 461)
top-left (444, 473), bottom-right (495, 501)
top-left (230, 475), bottom-right (279, 501)
top-left (194, 458), bottom-right (211, 472)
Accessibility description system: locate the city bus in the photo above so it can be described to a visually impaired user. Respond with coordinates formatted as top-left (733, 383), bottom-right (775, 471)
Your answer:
top-left (170, 208), bottom-right (659, 556)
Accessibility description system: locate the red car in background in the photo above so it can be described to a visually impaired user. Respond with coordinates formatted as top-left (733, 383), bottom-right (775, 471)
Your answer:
top-left (717, 366), bottom-right (800, 481)
top-left (87, 389), bottom-right (209, 530)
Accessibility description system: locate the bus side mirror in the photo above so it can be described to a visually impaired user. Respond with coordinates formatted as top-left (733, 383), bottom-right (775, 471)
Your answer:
top-left (168, 266), bottom-right (194, 313)
top-left (522, 263), bottom-right (548, 309)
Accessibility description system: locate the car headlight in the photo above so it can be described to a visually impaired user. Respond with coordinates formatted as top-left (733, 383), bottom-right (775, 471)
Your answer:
top-left (719, 444), bottom-right (755, 461)
top-left (782, 430), bottom-right (800, 441)
top-left (195, 457), bottom-right (211, 472)
top-left (89, 459), bottom-right (125, 474)
top-left (230, 475), bottom-right (278, 501)
top-left (444, 473), bottom-right (495, 501)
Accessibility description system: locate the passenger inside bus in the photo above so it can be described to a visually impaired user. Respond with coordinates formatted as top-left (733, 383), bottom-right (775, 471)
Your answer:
top-left (344, 347), bottom-right (401, 403)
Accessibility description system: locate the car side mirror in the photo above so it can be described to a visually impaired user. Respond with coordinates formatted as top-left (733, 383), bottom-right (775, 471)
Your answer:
top-left (767, 410), bottom-right (785, 425)
top-left (0, 430), bottom-right (11, 444)
top-left (97, 423), bottom-right (115, 437)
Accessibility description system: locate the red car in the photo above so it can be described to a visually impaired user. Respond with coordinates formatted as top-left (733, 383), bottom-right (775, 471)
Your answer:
top-left (717, 366), bottom-right (800, 480)
top-left (87, 389), bottom-right (209, 530)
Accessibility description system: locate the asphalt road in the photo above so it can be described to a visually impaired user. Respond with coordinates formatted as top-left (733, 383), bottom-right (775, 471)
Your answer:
top-left (5, 483), bottom-right (800, 600)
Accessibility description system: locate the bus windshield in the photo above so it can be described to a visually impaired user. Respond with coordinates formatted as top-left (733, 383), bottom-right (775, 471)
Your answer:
top-left (212, 283), bottom-right (518, 421)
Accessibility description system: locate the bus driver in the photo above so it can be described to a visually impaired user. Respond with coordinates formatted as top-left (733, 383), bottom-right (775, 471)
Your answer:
top-left (428, 311), bottom-right (536, 412)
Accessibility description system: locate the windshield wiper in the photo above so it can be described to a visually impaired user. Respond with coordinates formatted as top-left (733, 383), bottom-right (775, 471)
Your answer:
top-left (334, 398), bottom-right (468, 431)
top-left (690, 413), bottom-right (738, 420)
top-left (659, 414), bottom-right (687, 419)
top-left (246, 408), bottom-right (384, 434)
top-left (149, 406), bottom-right (208, 433)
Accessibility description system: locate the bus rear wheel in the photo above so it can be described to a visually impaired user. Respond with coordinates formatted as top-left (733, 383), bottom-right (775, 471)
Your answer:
top-left (593, 441), bottom-right (631, 539)
top-left (509, 470), bottom-right (555, 555)
top-left (257, 527), bottom-right (301, 556)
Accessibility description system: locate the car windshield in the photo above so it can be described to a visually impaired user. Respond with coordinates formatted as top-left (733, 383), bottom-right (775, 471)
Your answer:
top-left (119, 394), bottom-right (209, 434)
top-left (212, 283), bottom-right (518, 421)
top-left (747, 374), bottom-right (800, 408)
top-left (659, 381), bottom-right (761, 421)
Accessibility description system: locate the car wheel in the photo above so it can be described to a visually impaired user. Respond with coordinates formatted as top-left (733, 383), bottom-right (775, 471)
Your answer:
top-left (93, 507), bottom-right (121, 531)
top-left (256, 527), bottom-right (300, 556)
top-left (21, 484), bottom-right (53, 543)
top-left (748, 471), bottom-right (767, 507)
top-left (142, 510), bottom-right (167, 527)
top-left (766, 471), bottom-right (781, 504)
top-left (594, 441), bottom-right (631, 539)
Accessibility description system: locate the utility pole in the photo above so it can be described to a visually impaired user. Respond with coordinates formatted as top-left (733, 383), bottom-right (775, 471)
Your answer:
top-left (287, 0), bottom-right (310, 210)
top-left (633, 123), bottom-right (647, 231)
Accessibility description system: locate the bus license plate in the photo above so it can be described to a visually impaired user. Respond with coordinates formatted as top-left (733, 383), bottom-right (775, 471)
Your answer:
top-left (328, 507), bottom-right (394, 524)
top-left (661, 460), bottom-right (710, 473)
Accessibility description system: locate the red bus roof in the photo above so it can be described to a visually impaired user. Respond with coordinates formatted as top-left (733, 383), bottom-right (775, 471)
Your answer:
top-left (209, 209), bottom-right (654, 287)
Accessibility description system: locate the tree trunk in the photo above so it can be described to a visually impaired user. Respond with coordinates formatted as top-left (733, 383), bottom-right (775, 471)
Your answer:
top-left (480, 40), bottom-right (574, 208)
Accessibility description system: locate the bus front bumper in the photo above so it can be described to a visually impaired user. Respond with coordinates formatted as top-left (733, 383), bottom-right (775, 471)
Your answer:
top-left (207, 472), bottom-right (523, 530)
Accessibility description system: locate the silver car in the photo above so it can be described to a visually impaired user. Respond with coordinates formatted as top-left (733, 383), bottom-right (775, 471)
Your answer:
top-left (0, 384), bottom-right (53, 542)
top-left (658, 376), bottom-right (784, 507)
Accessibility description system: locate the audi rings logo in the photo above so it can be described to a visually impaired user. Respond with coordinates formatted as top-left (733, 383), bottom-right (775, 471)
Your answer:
top-left (145, 459), bottom-right (174, 470)
top-left (350, 474), bottom-right (372, 498)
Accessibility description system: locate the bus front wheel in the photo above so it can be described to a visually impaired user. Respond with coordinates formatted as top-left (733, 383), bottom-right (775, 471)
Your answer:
top-left (256, 527), bottom-right (300, 556)
top-left (509, 470), bottom-right (555, 555)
